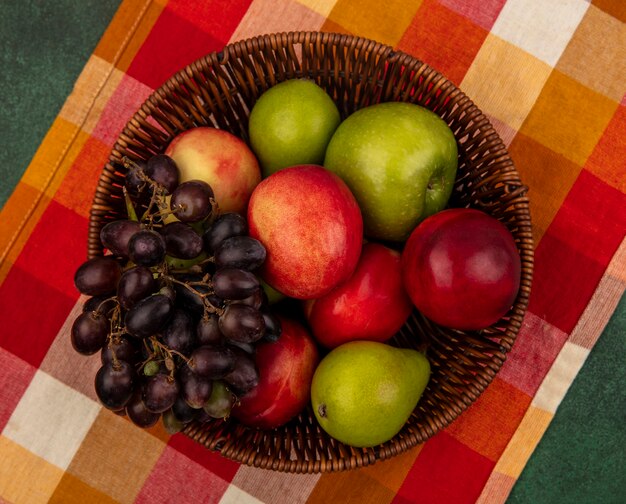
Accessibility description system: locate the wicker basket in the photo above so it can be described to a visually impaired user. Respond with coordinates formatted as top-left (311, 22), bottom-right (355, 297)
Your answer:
top-left (88, 31), bottom-right (533, 473)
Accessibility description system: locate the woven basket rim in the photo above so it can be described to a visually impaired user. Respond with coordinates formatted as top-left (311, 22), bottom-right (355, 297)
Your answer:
top-left (87, 30), bottom-right (534, 473)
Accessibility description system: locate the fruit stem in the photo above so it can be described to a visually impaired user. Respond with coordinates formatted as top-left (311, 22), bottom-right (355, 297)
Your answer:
top-left (109, 306), bottom-right (122, 341)
top-left (136, 339), bottom-right (157, 373)
top-left (141, 185), bottom-right (168, 224)
top-left (147, 336), bottom-right (191, 377)
top-left (93, 296), bottom-right (117, 317)
top-left (163, 275), bottom-right (224, 316)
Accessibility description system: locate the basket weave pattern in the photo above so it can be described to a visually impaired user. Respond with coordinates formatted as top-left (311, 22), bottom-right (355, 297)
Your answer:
top-left (88, 32), bottom-right (533, 473)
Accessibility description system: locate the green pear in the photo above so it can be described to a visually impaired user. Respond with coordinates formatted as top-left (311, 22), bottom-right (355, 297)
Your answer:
top-left (311, 341), bottom-right (430, 447)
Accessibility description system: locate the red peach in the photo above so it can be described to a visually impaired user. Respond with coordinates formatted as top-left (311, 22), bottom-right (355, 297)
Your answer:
top-left (304, 243), bottom-right (413, 348)
top-left (247, 165), bottom-right (363, 299)
top-left (165, 127), bottom-right (261, 213)
top-left (402, 208), bottom-right (521, 331)
top-left (232, 316), bottom-right (319, 429)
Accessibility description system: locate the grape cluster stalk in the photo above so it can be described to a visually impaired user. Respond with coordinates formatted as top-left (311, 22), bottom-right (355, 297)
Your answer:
top-left (72, 154), bottom-right (281, 433)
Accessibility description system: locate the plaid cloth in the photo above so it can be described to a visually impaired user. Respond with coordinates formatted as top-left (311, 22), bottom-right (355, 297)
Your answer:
top-left (1, 0), bottom-right (625, 502)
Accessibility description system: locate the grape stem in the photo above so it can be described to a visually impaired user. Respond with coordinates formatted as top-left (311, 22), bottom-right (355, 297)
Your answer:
top-left (121, 157), bottom-right (170, 225)
top-left (148, 336), bottom-right (191, 378)
top-left (141, 185), bottom-right (168, 224)
top-left (163, 275), bottom-right (224, 316)
top-left (108, 306), bottom-right (123, 343)
top-left (93, 296), bottom-right (118, 317)
top-left (106, 305), bottom-right (125, 370)
top-left (137, 339), bottom-right (158, 374)
top-left (122, 157), bottom-right (150, 194)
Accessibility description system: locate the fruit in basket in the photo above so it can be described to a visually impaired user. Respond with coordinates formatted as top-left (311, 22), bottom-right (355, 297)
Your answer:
top-left (402, 208), bottom-right (521, 330)
top-left (232, 316), bottom-right (319, 429)
top-left (144, 154), bottom-right (180, 193)
top-left (170, 180), bottom-right (215, 223)
top-left (311, 341), bottom-right (430, 447)
top-left (100, 220), bottom-right (141, 258)
top-left (162, 222), bottom-right (204, 260)
top-left (74, 256), bottom-right (121, 296)
top-left (202, 212), bottom-right (248, 253)
top-left (95, 360), bottom-right (136, 411)
top-left (304, 243), bottom-right (413, 348)
top-left (164, 127), bottom-right (261, 213)
top-left (247, 165), bottom-right (363, 299)
top-left (324, 102), bottom-right (458, 241)
top-left (72, 154), bottom-right (283, 432)
top-left (248, 79), bottom-right (341, 177)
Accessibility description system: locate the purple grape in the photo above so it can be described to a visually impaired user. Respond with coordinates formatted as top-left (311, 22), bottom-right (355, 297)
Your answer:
top-left (162, 308), bottom-right (196, 354)
top-left (187, 346), bottom-right (235, 379)
top-left (100, 220), bottom-right (141, 258)
top-left (125, 294), bottom-right (173, 338)
top-left (196, 314), bottom-right (224, 346)
top-left (71, 312), bottom-right (109, 355)
top-left (261, 310), bottom-right (282, 342)
top-left (170, 180), bottom-right (214, 223)
top-left (95, 361), bottom-right (135, 410)
top-left (161, 222), bottom-right (203, 259)
top-left (83, 295), bottom-right (117, 316)
top-left (230, 288), bottom-right (264, 310)
top-left (129, 230), bottom-right (166, 267)
top-left (101, 336), bottom-right (136, 365)
top-left (173, 281), bottom-right (204, 317)
top-left (172, 395), bottom-right (199, 423)
top-left (142, 373), bottom-right (179, 413)
top-left (74, 257), bottom-right (121, 296)
top-left (179, 366), bottom-right (213, 409)
top-left (202, 213), bottom-right (247, 253)
top-left (223, 347), bottom-right (259, 396)
top-left (126, 389), bottom-right (160, 428)
top-left (219, 304), bottom-right (265, 343)
top-left (214, 236), bottom-right (266, 271)
top-left (196, 408), bottom-right (213, 423)
top-left (144, 154), bottom-right (179, 193)
top-left (117, 266), bottom-right (157, 310)
top-left (227, 340), bottom-right (255, 354)
top-left (212, 268), bottom-right (259, 300)
top-left (125, 161), bottom-right (148, 196)
top-left (207, 294), bottom-right (225, 309)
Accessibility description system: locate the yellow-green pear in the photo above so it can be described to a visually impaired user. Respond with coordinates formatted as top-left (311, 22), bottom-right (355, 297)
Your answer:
top-left (311, 341), bottom-right (430, 448)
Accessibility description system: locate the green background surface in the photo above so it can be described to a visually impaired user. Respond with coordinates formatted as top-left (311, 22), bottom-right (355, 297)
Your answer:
top-left (1, 2), bottom-right (624, 502)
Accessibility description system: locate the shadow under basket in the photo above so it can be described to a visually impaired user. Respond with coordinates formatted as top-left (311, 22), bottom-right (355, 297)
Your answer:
top-left (88, 31), bottom-right (534, 473)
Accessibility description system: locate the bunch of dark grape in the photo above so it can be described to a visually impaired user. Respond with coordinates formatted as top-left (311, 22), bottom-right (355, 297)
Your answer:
top-left (71, 154), bottom-right (281, 433)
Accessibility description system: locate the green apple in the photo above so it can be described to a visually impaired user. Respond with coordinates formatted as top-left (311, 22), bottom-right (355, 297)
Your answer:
top-left (311, 341), bottom-right (430, 447)
top-left (248, 79), bottom-right (341, 177)
top-left (324, 102), bottom-right (458, 241)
